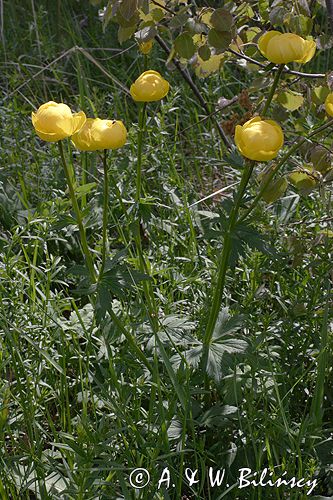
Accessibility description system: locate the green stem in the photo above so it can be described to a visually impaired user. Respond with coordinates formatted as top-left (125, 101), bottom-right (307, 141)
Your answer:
top-left (58, 141), bottom-right (96, 283)
top-left (108, 308), bottom-right (154, 374)
top-left (310, 280), bottom-right (330, 428)
top-left (99, 149), bottom-right (109, 279)
top-left (262, 64), bottom-right (284, 117)
top-left (134, 101), bottom-right (158, 329)
top-left (81, 151), bottom-right (88, 209)
top-left (239, 119), bottom-right (333, 224)
top-left (136, 102), bottom-right (147, 204)
top-left (202, 162), bottom-right (255, 369)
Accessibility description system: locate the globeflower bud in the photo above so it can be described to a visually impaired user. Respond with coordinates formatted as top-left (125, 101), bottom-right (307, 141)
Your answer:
top-left (139, 40), bottom-right (153, 55)
top-left (258, 31), bottom-right (316, 65)
top-left (130, 70), bottom-right (170, 102)
top-left (31, 101), bottom-right (86, 142)
top-left (324, 93), bottom-right (333, 117)
top-left (235, 116), bottom-right (284, 162)
top-left (72, 118), bottom-right (127, 151)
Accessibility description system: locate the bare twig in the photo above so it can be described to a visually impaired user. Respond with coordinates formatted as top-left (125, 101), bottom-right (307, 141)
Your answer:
top-left (156, 35), bottom-right (232, 148)
top-left (189, 182), bottom-right (238, 208)
top-left (326, 0), bottom-right (333, 32)
top-left (150, 0), bottom-right (176, 16)
top-left (179, 95), bottom-right (239, 135)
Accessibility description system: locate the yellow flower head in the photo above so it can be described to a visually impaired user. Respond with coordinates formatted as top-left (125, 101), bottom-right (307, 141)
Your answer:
top-left (235, 116), bottom-right (284, 162)
top-left (325, 93), bottom-right (333, 117)
top-left (139, 40), bottom-right (154, 55)
top-left (31, 101), bottom-right (86, 142)
top-left (72, 118), bottom-right (127, 151)
top-left (258, 31), bottom-right (316, 65)
top-left (130, 70), bottom-right (170, 102)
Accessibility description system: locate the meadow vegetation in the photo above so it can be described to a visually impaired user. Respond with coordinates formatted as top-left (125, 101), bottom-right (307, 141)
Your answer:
top-left (0, 0), bottom-right (333, 498)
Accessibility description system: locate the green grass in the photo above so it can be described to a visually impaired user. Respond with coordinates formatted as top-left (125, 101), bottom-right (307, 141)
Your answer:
top-left (0, 0), bottom-right (333, 498)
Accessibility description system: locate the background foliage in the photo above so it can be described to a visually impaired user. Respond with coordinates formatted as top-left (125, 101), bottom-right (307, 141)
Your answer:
top-left (0, 0), bottom-right (333, 498)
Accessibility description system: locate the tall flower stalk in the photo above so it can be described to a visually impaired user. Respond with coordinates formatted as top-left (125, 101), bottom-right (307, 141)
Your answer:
top-left (99, 148), bottom-right (109, 279)
top-left (135, 103), bottom-right (147, 204)
top-left (58, 141), bottom-right (96, 283)
top-left (202, 161), bottom-right (254, 366)
top-left (130, 70), bottom-right (170, 329)
top-left (202, 75), bottom-right (285, 372)
top-left (134, 102), bottom-right (158, 331)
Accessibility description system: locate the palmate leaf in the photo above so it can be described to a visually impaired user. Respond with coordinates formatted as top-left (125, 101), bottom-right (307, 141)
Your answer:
top-left (147, 315), bottom-right (196, 351)
top-left (84, 249), bottom-right (150, 321)
top-left (212, 307), bottom-right (244, 338)
top-left (229, 222), bottom-right (277, 265)
top-left (206, 336), bottom-right (247, 381)
top-left (96, 265), bottom-right (150, 322)
top-left (170, 345), bottom-right (202, 371)
top-left (197, 404), bottom-right (238, 428)
top-left (170, 309), bottom-right (247, 382)
top-left (207, 308), bottom-right (247, 381)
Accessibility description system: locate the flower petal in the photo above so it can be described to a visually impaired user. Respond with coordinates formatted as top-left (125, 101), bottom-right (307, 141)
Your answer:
top-left (72, 111), bottom-right (86, 135)
top-left (258, 31), bottom-right (280, 57)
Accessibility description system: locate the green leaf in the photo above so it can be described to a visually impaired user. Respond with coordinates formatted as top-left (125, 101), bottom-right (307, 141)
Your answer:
top-left (52, 214), bottom-right (77, 230)
top-left (310, 146), bottom-right (332, 174)
top-left (208, 28), bottom-right (232, 51)
top-left (229, 223), bottom-right (276, 264)
top-left (174, 32), bottom-right (196, 59)
top-left (169, 12), bottom-right (190, 30)
top-left (21, 334), bottom-right (65, 375)
top-left (269, 6), bottom-right (287, 26)
top-left (119, 0), bottom-right (138, 21)
top-left (212, 308), bottom-right (244, 340)
top-left (288, 170), bottom-right (319, 193)
top-left (198, 44), bottom-right (211, 61)
top-left (312, 86), bottom-right (330, 105)
top-left (277, 90), bottom-right (304, 111)
top-left (198, 405), bottom-right (238, 428)
top-left (201, 308), bottom-right (247, 382)
top-left (210, 8), bottom-right (233, 32)
top-left (287, 14), bottom-right (313, 36)
top-left (155, 335), bottom-right (188, 411)
top-left (74, 182), bottom-right (97, 198)
top-left (114, 10), bottom-right (140, 27)
top-left (118, 25), bottom-right (136, 44)
top-left (259, 0), bottom-right (269, 21)
top-left (261, 176), bottom-right (288, 204)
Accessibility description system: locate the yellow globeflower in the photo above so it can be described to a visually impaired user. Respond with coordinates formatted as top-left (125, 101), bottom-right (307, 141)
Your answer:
top-left (258, 31), bottom-right (316, 64)
top-left (325, 93), bottom-right (333, 116)
top-left (32, 101), bottom-right (86, 142)
top-left (235, 116), bottom-right (284, 161)
top-left (72, 118), bottom-right (127, 151)
top-left (71, 118), bottom-right (96, 151)
top-left (130, 70), bottom-right (170, 102)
